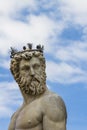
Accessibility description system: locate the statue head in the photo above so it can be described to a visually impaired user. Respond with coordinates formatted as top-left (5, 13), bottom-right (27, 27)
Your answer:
top-left (10, 44), bottom-right (46, 96)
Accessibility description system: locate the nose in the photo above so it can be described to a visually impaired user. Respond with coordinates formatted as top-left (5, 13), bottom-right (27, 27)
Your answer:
top-left (30, 67), bottom-right (35, 76)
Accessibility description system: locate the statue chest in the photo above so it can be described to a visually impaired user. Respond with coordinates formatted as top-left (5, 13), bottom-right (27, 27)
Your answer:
top-left (15, 101), bottom-right (43, 129)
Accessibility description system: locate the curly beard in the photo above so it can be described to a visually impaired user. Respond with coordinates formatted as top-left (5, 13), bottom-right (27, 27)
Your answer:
top-left (18, 73), bottom-right (46, 96)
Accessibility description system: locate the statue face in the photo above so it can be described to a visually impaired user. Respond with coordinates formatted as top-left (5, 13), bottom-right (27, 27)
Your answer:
top-left (19, 57), bottom-right (41, 80)
top-left (19, 57), bottom-right (46, 95)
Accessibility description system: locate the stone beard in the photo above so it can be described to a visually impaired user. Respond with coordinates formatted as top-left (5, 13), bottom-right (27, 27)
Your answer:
top-left (10, 51), bottom-right (46, 96)
top-left (19, 65), bottom-right (46, 95)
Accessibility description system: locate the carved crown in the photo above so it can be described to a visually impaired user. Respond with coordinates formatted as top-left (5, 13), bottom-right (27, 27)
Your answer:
top-left (10, 43), bottom-right (44, 58)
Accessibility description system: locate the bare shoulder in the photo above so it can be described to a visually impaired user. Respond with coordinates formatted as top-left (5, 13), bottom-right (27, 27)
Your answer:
top-left (11, 104), bottom-right (23, 119)
top-left (8, 110), bottom-right (19, 130)
top-left (8, 104), bottom-right (24, 130)
top-left (41, 91), bottom-right (67, 121)
top-left (41, 91), bottom-right (67, 111)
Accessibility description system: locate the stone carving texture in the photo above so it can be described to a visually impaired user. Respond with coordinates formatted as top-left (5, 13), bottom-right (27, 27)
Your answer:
top-left (8, 44), bottom-right (67, 130)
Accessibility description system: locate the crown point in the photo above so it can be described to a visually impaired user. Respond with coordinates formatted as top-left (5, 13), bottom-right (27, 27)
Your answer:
top-left (36, 44), bottom-right (44, 52)
top-left (10, 43), bottom-right (44, 58)
top-left (27, 43), bottom-right (32, 49)
top-left (23, 46), bottom-right (26, 50)
top-left (36, 44), bottom-right (41, 49)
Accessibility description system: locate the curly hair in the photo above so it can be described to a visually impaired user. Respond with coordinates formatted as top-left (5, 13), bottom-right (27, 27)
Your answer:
top-left (10, 51), bottom-right (46, 95)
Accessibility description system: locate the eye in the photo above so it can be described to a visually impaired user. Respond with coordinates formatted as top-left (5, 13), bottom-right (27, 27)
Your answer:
top-left (21, 66), bottom-right (30, 71)
top-left (33, 64), bottom-right (40, 69)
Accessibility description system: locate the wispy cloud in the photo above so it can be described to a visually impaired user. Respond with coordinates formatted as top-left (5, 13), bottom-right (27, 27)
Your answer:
top-left (0, 81), bottom-right (22, 118)
top-left (46, 61), bottom-right (87, 84)
top-left (0, 74), bottom-right (9, 77)
top-left (0, 59), bottom-right (10, 69)
top-left (0, 0), bottom-right (87, 85)
top-left (0, 14), bottom-right (59, 56)
top-left (59, 0), bottom-right (87, 26)
top-left (55, 41), bottom-right (87, 63)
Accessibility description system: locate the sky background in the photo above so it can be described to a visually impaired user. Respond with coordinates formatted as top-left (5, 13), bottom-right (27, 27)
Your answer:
top-left (0, 0), bottom-right (87, 130)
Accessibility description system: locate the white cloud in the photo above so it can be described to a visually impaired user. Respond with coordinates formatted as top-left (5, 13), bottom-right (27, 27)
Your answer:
top-left (0, 74), bottom-right (9, 77)
top-left (60, 0), bottom-right (87, 26)
top-left (0, 0), bottom-right (37, 16)
top-left (0, 0), bottom-right (67, 57)
top-left (0, 81), bottom-right (22, 118)
top-left (55, 41), bottom-right (87, 63)
top-left (46, 61), bottom-right (87, 84)
top-left (0, 0), bottom-right (87, 85)
top-left (0, 14), bottom-right (62, 56)
top-left (0, 81), bottom-right (18, 90)
top-left (0, 59), bottom-right (10, 69)
top-left (61, 0), bottom-right (87, 14)
top-left (0, 106), bottom-right (13, 118)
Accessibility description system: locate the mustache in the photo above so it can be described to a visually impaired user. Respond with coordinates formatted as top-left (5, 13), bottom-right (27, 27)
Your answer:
top-left (31, 75), bottom-right (41, 82)
top-left (19, 73), bottom-right (42, 86)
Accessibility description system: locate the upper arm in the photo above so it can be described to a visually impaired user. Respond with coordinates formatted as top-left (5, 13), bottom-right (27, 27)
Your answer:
top-left (8, 104), bottom-right (24, 130)
top-left (8, 112), bottom-right (16, 130)
top-left (42, 95), bottom-right (67, 130)
top-left (43, 115), bottom-right (66, 130)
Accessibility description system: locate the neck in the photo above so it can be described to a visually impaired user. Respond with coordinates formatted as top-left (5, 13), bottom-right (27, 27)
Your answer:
top-left (19, 86), bottom-right (48, 104)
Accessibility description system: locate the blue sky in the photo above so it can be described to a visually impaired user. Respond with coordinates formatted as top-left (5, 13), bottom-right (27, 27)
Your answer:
top-left (0, 0), bottom-right (87, 130)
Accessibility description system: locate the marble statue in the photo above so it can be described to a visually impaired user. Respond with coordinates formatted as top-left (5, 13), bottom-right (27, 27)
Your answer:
top-left (8, 44), bottom-right (67, 130)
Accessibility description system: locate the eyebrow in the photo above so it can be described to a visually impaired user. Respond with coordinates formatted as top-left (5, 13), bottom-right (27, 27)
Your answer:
top-left (20, 64), bottom-right (30, 69)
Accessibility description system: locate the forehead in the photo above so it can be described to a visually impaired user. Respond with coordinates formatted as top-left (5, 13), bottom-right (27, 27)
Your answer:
top-left (20, 57), bottom-right (40, 66)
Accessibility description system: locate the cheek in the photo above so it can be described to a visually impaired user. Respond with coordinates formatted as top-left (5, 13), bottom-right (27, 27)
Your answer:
top-left (20, 71), bottom-right (30, 77)
top-left (35, 69), bottom-right (41, 75)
